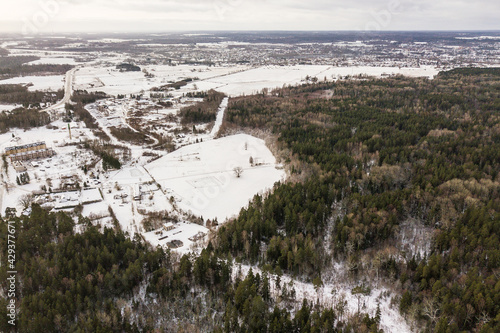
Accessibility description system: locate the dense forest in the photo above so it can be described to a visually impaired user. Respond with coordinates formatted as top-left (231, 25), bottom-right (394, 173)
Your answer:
top-left (216, 68), bottom-right (500, 332)
top-left (152, 78), bottom-right (194, 91)
top-left (0, 84), bottom-right (64, 133)
top-left (0, 108), bottom-right (51, 133)
top-left (0, 84), bottom-right (64, 107)
top-left (0, 206), bottom-right (375, 332)
top-left (179, 89), bottom-right (225, 124)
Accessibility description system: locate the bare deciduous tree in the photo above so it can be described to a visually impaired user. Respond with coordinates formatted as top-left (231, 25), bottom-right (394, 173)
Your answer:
top-left (18, 193), bottom-right (33, 210)
top-left (423, 297), bottom-right (439, 325)
top-left (233, 167), bottom-right (243, 178)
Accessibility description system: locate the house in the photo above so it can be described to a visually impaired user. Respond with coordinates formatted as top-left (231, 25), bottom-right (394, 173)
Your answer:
top-left (80, 188), bottom-right (103, 205)
top-left (13, 161), bottom-right (27, 172)
top-left (133, 184), bottom-right (142, 201)
top-left (166, 240), bottom-right (183, 249)
top-left (163, 222), bottom-right (176, 232)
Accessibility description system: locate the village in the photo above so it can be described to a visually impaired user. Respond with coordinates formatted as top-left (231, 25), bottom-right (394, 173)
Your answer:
top-left (0, 79), bottom-right (285, 254)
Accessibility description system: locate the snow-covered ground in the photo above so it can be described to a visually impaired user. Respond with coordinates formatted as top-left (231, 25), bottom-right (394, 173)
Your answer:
top-left (234, 264), bottom-right (413, 333)
top-left (0, 59), bottom-right (437, 260)
top-left (0, 104), bottom-right (21, 111)
top-left (184, 65), bottom-right (439, 97)
top-left (209, 97), bottom-right (228, 137)
top-left (27, 57), bottom-right (78, 65)
top-left (73, 64), bottom-right (247, 96)
top-left (0, 121), bottom-right (96, 214)
top-left (73, 63), bottom-right (438, 98)
top-left (143, 221), bottom-right (209, 254)
top-left (0, 75), bottom-right (65, 91)
top-left (145, 134), bottom-right (285, 222)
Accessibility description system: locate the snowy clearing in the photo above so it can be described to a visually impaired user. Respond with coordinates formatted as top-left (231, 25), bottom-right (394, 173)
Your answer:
top-left (184, 65), bottom-right (439, 97)
top-left (0, 75), bottom-right (65, 91)
top-left (27, 57), bottom-right (78, 65)
top-left (143, 221), bottom-right (209, 255)
top-left (145, 134), bottom-right (285, 222)
top-left (72, 64), bottom-right (438, 98)
top-left (73, 64), bottom-right (247, 96)
top-left (235, 264), bottom-right (413, 333)
top-left (0, 104), bottom-right (21, 112)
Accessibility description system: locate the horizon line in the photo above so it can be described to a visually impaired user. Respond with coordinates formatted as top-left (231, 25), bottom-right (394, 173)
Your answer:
top-left (1, 29), bottom-right (500, 36)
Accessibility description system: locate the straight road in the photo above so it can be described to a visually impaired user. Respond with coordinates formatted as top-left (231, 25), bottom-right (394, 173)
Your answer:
top-left (43, 67), bottom-right (78, 112)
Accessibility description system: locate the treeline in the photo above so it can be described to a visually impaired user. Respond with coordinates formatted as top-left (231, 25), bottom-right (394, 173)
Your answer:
top-left (116, 63), bottom-right (141, 72)
top-left (179, 89), bottom-right (225, 124)
top-left (0, 108), bottom-right (51, 133)
top-left (66, 91), bottom-right (110, 141)
top-left (84, 141), bottom-right (121, 170)
top-left (0, 84), bottom-right (64, 107)
top-left (70, 90), bottom-right (107, 104)
top-left (437, 67), bottom-right (500, 78)
top-left (152, 78), bottom-right (193, 91)
top-left (185, 91), bottom-right (209, 98)
top-left (0, 56), bottom-right (39, 69)
top-left (109, 126), bottom-right (155, 146)
top-left (218, 68), bottom-right (500, 331)
top-left (0, 56), bottom-right (73, 78)
top-left (217, 180), bottom-right (333, 276)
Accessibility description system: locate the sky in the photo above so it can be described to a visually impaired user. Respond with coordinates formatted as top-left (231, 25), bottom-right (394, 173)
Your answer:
top-left (0, 0), bottom-right (499, 34)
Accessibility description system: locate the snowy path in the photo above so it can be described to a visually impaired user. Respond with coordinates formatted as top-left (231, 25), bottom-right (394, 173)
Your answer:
top-left (209, 97), bottom-right (228, 138)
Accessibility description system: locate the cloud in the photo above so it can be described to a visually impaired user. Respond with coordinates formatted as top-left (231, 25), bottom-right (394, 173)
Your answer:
top-left (1, 0), bottom-right (499, 33)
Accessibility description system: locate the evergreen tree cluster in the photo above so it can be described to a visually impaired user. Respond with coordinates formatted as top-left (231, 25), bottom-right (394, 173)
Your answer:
top-left (0, 206), bottom-right (377, 332)
top-left (179, 90), bottom-right (225, 124)
top-left (16, 172), bottom-right (30, 185)
top-left (0, 84), bottom-right (64, 107)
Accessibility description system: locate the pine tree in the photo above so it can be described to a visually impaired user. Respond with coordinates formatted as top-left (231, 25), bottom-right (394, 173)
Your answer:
top-left (375, 303), bottom-right (381, 325)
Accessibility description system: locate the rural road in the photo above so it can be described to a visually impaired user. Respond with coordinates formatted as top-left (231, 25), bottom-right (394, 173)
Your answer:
top-left (43, 67), bottom-right (78, 112)
top-left (209, 97), bottom-right (228, 138)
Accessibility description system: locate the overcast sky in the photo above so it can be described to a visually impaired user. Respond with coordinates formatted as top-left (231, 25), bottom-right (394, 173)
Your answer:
top-left (0, 0), bottom-right (498, 34)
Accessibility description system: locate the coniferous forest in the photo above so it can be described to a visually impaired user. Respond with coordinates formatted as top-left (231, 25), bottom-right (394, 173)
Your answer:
top-left (1, 68), bottom-right (499, 332)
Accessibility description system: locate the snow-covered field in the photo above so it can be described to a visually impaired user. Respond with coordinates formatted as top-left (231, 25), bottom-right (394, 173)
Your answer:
top-left (27, 57), bottom-right (78, 65)
top-left (0, 75), bottom-right (65, 91)
top-left (145, 134), bottom-right (285, 222)
top-left (73, 64), bottom-right (247, 96)
top-left (73, 63), bottom-right (438, 98)
top-left (184, 65), bottom-right (439, 97)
